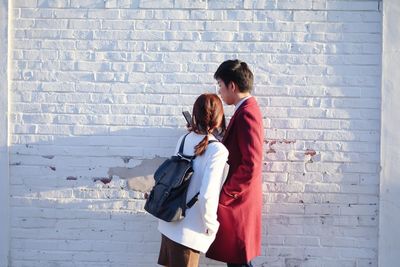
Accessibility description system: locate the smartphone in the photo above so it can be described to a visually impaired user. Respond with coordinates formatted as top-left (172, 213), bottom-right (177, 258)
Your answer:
top-left (182, 111), bottom-right (192, 126)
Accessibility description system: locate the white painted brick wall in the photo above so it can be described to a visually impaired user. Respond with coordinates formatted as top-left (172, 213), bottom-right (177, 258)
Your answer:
top-left (9, 0), bottom-right (381, 266)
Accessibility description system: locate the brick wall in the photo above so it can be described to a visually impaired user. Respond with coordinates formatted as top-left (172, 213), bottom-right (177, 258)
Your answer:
top-left (9, 0), bottom-right (381, 266)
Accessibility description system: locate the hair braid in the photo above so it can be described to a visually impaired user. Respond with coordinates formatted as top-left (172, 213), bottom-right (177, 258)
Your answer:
top-left (194, 135), bottom-right (209, 156)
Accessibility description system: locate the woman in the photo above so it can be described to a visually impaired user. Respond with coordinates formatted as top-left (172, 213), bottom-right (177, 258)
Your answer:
top-left (157, 93), bottom-right (229, 267)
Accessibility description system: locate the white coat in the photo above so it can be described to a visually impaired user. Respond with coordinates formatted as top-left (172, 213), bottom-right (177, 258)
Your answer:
top-left (158, 132), bottom-right (229, 253)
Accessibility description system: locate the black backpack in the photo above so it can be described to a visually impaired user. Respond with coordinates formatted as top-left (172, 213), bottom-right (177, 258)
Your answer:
top-left (144, 133), bottom-right (216, 222)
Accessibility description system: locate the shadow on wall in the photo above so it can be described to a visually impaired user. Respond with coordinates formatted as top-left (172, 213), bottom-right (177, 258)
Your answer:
top-left (9, 127), bottom-right (229, 266)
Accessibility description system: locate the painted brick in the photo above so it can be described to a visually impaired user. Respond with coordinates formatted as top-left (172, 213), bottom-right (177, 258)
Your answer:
top-left (174, 0), bottom-right (207, 9)
top-left (37, 0), bottom-right (69, 8)
top-left (8, 0), bottom-right (381, 266)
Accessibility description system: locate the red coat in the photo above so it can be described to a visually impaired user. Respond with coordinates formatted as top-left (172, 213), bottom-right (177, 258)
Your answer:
top-left (206, 97), bottom-right (264, 263)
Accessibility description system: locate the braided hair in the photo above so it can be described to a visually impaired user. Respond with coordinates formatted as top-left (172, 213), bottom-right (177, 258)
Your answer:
top-left (190, 93), bottom-right (226, 156)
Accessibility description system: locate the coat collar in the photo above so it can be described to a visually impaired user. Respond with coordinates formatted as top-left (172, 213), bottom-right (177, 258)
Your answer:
top-left (222, 96), bottom-right (255, 142)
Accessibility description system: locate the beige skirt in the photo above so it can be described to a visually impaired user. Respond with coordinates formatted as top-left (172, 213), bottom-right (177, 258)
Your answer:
top-left (158, 234), bottom-right (200, 267)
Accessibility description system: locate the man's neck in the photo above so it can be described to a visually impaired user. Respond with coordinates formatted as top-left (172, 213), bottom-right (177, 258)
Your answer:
top-left (233, 93), bottom-right (251, 106)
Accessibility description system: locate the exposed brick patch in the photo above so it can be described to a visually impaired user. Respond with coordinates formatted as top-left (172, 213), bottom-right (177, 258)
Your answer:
top-left (93, 177), bottom-right (112, 184)
top-left (305, 149), bottom-right (317, 157)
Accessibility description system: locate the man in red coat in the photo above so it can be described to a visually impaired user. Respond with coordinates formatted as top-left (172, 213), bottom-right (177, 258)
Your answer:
top-left (206, 60), bottom-right (264, 267)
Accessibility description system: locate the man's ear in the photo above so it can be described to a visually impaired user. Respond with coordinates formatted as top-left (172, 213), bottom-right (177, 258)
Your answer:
top-left (228, 81), bottom-right (237, 92)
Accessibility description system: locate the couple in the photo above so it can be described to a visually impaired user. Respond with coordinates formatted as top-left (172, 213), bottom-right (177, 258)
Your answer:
top-left (157, 60), bottom-right (264, 267)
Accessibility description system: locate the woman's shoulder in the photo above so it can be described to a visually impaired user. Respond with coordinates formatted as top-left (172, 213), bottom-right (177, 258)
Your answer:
top-left (207, 138), bottom-right (229, 156)
top-left (177, 131), bottom-right (202, 144)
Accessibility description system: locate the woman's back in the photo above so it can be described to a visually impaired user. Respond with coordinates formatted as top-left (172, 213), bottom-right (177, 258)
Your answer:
top-left (158, 131), bottom-right (228, 253)
top-left (156, 93), bottom-right (228, 267)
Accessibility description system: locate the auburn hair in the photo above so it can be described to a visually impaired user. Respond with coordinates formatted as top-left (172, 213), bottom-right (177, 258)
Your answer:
top-left (190, 93), bottom-right (226, 156)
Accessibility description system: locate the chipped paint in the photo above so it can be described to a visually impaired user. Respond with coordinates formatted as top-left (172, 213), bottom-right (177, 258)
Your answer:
top-left (66, 176), bottom-right (77, 181)
top-left (269, 140), bottom-right (277, 145)
top-left (93, 177), bottom-right (112, 184)
top-left (305, 151), bottom-right (321, 164)
top-left (266, 140), bottom-right (277, 154)
top-left (266, 148), bottom-right (276, 154)
top-left (265, 139), bottom-right (297, 155)
top-left (42, 155), bottom-right (55, 159)
top-left (121, 156), bottom-right (133, 164)
top-left (108, 156), bottom-right (167, 192)
top-left (281, 139), bottom-right (296, 144)
top-left (265, 139), bottom-right (296, 145)
top-left (305, 149), bottom-right (317, 157)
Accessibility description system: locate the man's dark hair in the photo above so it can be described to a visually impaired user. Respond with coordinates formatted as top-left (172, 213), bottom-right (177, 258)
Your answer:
top-left (214, 59), bottom-right (254, 93)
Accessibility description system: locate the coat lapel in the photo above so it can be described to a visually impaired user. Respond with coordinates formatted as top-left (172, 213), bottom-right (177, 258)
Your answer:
top-left (222, 111), bottom-right (237, 143)
top-left (222, 97), bottom-right (254, 143)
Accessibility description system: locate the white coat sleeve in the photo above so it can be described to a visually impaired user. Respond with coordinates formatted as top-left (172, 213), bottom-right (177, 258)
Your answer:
top-left (198, 144), bottom-right (229, 235)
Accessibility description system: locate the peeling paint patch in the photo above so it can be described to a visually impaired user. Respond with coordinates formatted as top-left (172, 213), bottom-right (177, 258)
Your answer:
top-left (121, 156), bottom-right (133, 164)
top-left (304, 149), bottom-right (319, 163)
top-left (266, 148), bottom-right (276, 154)
top-left (265, 139), bottom-right (296, 144)
top-left (265, 139), bottom-right (297, 155)
top-left (266, 140), bottom-right (277, 154)
top-left (267, 140), bottom-right (277, 145)
top-left (305, 149), bottom-right (317, 156)
top-left (281, 139), bottom-right (296, 144)
top-left (108, 156), bottom-right (167, 192)
top-left (42, 155), bottom-right (55, 159)
top-left (93, 177), bottom-right (112, 184)
top-left (66, 176), bottom-right (77, 181)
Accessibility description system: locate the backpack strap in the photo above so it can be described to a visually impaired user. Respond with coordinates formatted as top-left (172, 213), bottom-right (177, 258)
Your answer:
top-left (186, 138), bottom-right (220, 209)
top-left (186, 193), bottom-right (199, 208)
top-left (178, 133), bottom-right (196, 160)
top-left (178, 133), bottom-right (189, 154)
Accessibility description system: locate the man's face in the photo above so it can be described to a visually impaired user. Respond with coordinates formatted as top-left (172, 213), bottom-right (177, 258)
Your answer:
top-left (217, 79), bottom-right (235, 105)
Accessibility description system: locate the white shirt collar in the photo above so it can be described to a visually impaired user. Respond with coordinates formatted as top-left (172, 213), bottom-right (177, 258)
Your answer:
top-left (234, 95), bottom-right (252, 112)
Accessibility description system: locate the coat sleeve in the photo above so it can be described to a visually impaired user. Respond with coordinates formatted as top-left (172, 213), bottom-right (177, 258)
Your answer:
top-left (224, 109), bottom-right (263, 196)
top-left (198, 144), bottom-right (229, 235)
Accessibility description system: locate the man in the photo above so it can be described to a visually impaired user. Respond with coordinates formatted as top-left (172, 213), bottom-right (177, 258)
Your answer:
top-left (206, 60), bottom-right (264, 267)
